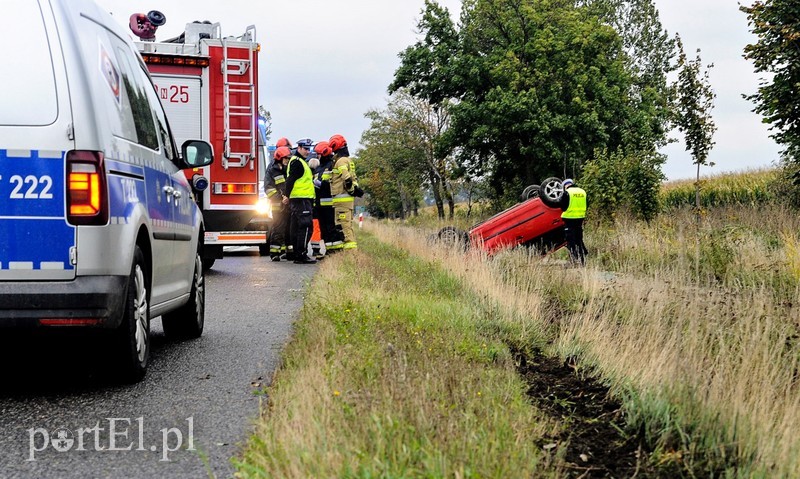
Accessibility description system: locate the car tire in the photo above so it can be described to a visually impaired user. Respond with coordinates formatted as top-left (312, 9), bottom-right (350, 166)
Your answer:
top-left (116, 246), bottom-right (150, 383)
top-left (521, 184), bottom-right (540, 201)
top-left (539, 177), bottom-right (564, 208)
top-left (162, 251), bottom-right (205, 340)
top-left (438, 226), bottom-right (469, 249)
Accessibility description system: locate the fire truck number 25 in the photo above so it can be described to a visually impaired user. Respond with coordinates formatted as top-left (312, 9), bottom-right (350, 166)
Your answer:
top-left (154, 84), bottom-right (190, 104)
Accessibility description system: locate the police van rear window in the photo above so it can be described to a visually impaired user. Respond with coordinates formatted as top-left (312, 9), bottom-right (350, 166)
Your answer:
top-left (0, 0), bottom-right (58, 126)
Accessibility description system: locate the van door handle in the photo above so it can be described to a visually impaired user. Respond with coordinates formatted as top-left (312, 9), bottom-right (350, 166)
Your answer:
top-left (163, 186), bottom-right (174, 196)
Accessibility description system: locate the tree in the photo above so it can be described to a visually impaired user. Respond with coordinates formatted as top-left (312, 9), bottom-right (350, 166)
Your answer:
top-left (741, 1), bottom-right (800, 174)
top-left (581, 0), bottom-right (676, 151)
top-left (257, 106), bottom-right (272, 142)
top-left (393, 0), bottom-right (657, 206)
top-left (358, 91), bottom-right (457, 219)
top-left (673, 36), bottom-right (716, 210)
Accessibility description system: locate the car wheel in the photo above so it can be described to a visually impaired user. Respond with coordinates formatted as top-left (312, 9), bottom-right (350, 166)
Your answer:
top-left (116, 246), bottom-right (149, 383)
top-left (521, 184), bottom-right (540, 201)
top-left (258, 244), bottom-right (269, 256)
top-left (162, 251), bottom-right (205, 340)
top-left (438, 226), bottom-right (469, 249)
top-left (539, 177), bottom-right (564, 208)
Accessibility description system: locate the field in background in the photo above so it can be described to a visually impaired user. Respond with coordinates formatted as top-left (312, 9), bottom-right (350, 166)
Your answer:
top-left (238, 168), bottom-right (800, 477)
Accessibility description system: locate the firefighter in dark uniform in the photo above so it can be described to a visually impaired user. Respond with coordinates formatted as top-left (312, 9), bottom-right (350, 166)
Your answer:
top-left (264, 146), bottom-right (291, 261)
top-left (283, 138), bottom-right (317, 264)
top-left (559, 178), bottom-right (588, 266)
top-left (328, 134), bottom-right (363, 250)
top-left (313, 141), bottom-right (343, 253)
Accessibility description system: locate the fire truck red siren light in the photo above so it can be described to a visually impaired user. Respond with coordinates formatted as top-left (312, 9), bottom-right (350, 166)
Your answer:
top-left (141, 54), bottom-right (210, 67)
top-left (129, 10), bottom-right (166, 41)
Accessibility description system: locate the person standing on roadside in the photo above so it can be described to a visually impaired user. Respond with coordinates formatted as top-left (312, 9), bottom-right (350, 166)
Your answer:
top-left (313, 141), bottom-right (343, 254)
top-left (328, 134), bottom-right (363, 250)
top-left (283, 138), bottom-right (317, 264)
top-left (559, 178), bottom-right (588, 266)
top-left (264, 146), bottom-right (291, 261)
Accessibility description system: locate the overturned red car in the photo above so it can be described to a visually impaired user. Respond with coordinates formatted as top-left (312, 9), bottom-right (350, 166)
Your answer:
top-left (438, 177), bottom-right (567, 255)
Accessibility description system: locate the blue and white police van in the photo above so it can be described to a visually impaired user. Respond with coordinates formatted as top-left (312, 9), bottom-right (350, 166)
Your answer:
top-left (0, 0), bottom-right (214, 382)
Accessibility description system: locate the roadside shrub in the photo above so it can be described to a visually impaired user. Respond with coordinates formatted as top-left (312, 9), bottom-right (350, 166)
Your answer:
top-left (581, 149), bottom-right (665, 222)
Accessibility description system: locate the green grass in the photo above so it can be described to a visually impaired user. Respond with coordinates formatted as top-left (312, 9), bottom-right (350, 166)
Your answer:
top-left (234, 234), bottom-right (550, 478)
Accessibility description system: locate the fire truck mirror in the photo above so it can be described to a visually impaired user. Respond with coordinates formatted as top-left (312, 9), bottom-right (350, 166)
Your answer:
top-left (181, 140), bottom-right (214, 168)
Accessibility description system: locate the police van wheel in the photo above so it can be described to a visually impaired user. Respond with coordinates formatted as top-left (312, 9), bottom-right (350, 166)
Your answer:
top-left (116, 246), bottom-right (150, 383)
top-left (162, 252), bottom-right (205, 340)
top-left (258, 244), bottom-right (269, 256)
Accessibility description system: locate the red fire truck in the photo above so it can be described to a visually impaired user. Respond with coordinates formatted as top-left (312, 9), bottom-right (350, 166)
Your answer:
top-left (134, 19), bottom-right (269, 269)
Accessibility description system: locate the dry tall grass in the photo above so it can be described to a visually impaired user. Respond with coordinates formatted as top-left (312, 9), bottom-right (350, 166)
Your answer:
top-left (366, 208), bottom-right (800, 476)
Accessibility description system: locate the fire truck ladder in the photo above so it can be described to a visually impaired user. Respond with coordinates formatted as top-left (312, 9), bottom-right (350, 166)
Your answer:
top-left (222, 26), bottom-right (257, 170)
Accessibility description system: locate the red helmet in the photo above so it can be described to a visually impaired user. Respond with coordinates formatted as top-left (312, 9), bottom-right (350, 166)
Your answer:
top-left (314, 141), bottom-right (333, 157)
top-left (273, 146), bottom-right (291, 161)
top-left (276, 137), bottom-right (292, 148)
top-left (328, 134), bottom-right (347, 151)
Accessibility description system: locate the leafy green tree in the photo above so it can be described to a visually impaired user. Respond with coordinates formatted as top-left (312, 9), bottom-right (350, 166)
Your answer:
top-left (740, 1), bottom-right (800, 173)
top-left (581, 0), bottom-right (676, 151)
top-left (673, 36), bottom-right (716, 210)
top-left (393, 0), bottom-right (659, 206)
top-left (581, 149), bottom-right (664, 221)
top-left (358, 91), bottom-right (456, 219)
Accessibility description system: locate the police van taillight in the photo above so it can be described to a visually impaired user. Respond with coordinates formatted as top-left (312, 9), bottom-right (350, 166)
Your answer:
top-left (66, 150), bottom-right (108, 226)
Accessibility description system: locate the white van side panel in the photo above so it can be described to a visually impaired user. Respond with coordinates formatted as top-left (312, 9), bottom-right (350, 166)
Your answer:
top-left (0, 0), bottom-right (76, 281)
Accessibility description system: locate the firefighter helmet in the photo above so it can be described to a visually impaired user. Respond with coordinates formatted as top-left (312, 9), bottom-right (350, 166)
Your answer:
top-left (276, 137), bottom-right (292, 148)
top-left (328, 134), bottom-right (347, 151)
top-left (274, 146), bottom-right (291, 161)
top-left (314, 141), bottom-right (332, 158)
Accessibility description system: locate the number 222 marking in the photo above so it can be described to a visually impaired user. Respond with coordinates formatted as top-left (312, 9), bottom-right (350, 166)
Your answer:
top-left (8, 175), bottom-right (53, 199)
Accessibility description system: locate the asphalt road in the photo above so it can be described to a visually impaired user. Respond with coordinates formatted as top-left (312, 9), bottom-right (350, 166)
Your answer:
top-left (0, 248), bottom-right (316, 478)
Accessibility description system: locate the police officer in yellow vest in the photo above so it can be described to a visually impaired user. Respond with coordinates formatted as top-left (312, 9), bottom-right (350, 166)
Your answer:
top-left (282, 138), bottom-right (317, 264)
top-left (559, 178), bottom-right (588, 266)
top-left (328, 134), bottom-right (364, 250)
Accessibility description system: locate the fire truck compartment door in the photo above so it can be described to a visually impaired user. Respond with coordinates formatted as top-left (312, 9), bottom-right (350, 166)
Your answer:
top-left (152, 76), bottom-right (202, 147)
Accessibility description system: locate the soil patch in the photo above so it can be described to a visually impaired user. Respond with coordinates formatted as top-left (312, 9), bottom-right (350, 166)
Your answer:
top-left (511, 347), bottom-right (656, 477)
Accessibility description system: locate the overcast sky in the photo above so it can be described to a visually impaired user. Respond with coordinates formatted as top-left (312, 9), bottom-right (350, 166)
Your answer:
top-left (96, 0), bottom-right (779, 181)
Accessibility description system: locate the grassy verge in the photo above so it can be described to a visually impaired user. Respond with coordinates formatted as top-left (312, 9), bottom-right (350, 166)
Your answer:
top-left (235, 234), bottom-right (552, 478)
top-left (361, 208), bottom-right (800, 477)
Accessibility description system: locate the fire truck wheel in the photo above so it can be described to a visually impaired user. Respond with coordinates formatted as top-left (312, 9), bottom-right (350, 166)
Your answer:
top-left (202, 257), bottom-right (215, 271)
top-left (115, 246), bottom-right (150, 383)
top-left (521, 184), bottom-right (540, 201)
top-left (258, 244), bottom-right (269, 256)
top-left (539, 177), bottom-right (564, 208)
top-left (162, 251), bottom-right (205, 340)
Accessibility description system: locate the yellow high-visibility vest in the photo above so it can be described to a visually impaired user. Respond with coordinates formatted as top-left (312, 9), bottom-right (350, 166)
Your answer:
top-left (288, 156), bottom-right (315, 199)
top-left (562, 187), bottom-right (587, 219)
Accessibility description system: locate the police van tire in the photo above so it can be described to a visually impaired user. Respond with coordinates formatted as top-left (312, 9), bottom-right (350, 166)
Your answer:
top-left (258, 244), bottom-right (269, 256)
top-left (162, 252), bottom-right (205, 340)
top-left (116, 246), bottom-right (150, 383)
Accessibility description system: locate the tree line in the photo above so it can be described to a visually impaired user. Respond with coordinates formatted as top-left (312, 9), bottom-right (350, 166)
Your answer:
top-left (356, 0), bottom-right (799, 220)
